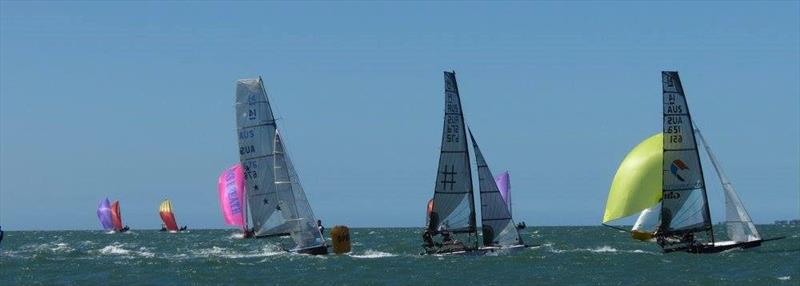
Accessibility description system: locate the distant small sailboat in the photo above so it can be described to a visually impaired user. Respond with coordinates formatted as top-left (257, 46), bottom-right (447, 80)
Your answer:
top-left (110, 200), bottom-right (130, 233)
top-left (603, 71), bottom-right (784, 253)
top-left (233, 77), bottom-right (328, 255)
top-left (218, 163), bottom-right (249, 236)
top-left (422, 71), bottom-right (528, 255)
top-left (97, 198), bottom-right (115, 231)
top-left (159, 199), bottom-right (187, 233)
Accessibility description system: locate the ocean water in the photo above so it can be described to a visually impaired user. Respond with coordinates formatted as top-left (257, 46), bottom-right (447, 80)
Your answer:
top-left (1, 226), bottom-right (798, 285)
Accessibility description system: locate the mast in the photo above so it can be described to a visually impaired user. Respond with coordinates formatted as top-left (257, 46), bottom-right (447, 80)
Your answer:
top-left (660, 71), bottom-right (714, 244)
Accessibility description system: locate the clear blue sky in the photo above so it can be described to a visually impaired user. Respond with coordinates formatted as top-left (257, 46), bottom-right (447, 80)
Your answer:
top-left (1, 2), bottom-right (798, 230)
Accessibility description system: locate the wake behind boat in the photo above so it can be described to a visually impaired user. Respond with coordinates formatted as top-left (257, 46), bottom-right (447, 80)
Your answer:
top-left (421, 71), bottom-right (529, 256)
top-left (602, 71), bottom-right (784, 254)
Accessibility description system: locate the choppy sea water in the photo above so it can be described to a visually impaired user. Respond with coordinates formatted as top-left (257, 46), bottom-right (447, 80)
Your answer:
top-left (1, 226), bottom-right (798, 285)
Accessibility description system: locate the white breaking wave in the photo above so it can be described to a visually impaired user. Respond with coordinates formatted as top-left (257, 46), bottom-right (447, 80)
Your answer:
top-left (545, 244), bottom-right (659, 255)
top-left (777, 276), bottom-right (791, 281)
top-left (21, 242), bottom-right (75, 253)
top-left (350, 250), bottom-right (397, 259)
top-left (96, 243), bottom-right (154, 258)
top-left (191, 245), bottom-right (285, 259)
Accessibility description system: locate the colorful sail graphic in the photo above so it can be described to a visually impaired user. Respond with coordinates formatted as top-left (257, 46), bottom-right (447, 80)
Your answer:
top-left (495, 172), bottom-right (511, 211)
top-left (159, 199), bottom-right (179, 231)
top-left (218, 163), bottom-right (248, 229)
top-left (97, 198), bottom-right (114, 231)
top-left (603, 133), bottom-right (664, 223)
top-left (111, 201), bottom-right (124, 231)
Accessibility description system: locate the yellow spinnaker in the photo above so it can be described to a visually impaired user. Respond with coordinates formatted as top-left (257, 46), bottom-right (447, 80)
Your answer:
top-left (159, 199), bottom-right (173, 213)
top-left (602, 133), bottom-right (663, 223)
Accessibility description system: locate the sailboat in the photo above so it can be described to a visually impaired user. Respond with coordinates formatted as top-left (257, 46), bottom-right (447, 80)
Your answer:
top-left (218, 163), bottom-right (249, 236)
top-left (234, 77), bottom-right (328, 255)
top-left (422, 71), bottom-right (527, 255)
top-left (603, 71), bottom-right (783, 253)
top-left (97, 198), bottom-right (115, 232)
top-left (110, 200), bottom-right (129, 233)
top-left (495, 172), bottom-right (527, 230)
top-left (159, 199), bottom-right (187, 232)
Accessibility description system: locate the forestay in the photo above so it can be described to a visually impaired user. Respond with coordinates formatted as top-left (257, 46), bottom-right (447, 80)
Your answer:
top-left (273, 132), bottom-right (326, 249)
top-left (695, 128), bottom-right (760, 242)
top-left (429, 71), bottom-right (476, 234)
top-left (470, 131), bottom-right (522, 247)
top-left (661, 71), bottom-right (712, 236)
top-left (235, 78), bottom-right (288, 237)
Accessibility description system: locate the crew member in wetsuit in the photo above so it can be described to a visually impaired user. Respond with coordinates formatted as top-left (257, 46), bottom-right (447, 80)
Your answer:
top-left (160, 224), bottom-right (167, 231)
top-left (317, 219), bottom-right (324, 233)
top-left (516, 221), bottom-right (526, 230)
top-left (180, 226), bottom-right (187, 231)
top-left (441, 230), bottom-right (453, 244)
top-left (422, 230), bottom-right (435, 248)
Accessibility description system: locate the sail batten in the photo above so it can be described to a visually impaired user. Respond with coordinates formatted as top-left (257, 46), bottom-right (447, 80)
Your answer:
top-left (660, 71), bottom-right (713, 241)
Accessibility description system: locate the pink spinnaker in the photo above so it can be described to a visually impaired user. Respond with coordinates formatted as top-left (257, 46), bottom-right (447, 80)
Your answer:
top-left (218, 163), bottom-right (247, 230)
top-left (495, 171), bottom-right (511, 211)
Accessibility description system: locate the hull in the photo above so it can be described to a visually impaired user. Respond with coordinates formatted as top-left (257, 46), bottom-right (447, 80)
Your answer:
top-left (664, 240), bottom-right (763, 254)
top-left (293, 245), bottom-right (328, 255)
top-left (424, 243), bottom-right (530, 256)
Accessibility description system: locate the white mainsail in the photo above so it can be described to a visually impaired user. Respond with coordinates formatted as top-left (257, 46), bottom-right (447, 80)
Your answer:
top-left (235, 78), bottom-right (289, 237)
top-left (273, 132), bottom-right (326, 249)
top-left (694, 128), bottom-right (760, 242)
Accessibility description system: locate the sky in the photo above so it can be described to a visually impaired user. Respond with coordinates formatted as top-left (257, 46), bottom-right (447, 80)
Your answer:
top-left (1, 1), bottom-right (798, 230)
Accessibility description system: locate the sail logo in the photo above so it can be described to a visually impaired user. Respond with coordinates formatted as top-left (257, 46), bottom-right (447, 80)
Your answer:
top-left (670, 159), bottom-right (689, 182)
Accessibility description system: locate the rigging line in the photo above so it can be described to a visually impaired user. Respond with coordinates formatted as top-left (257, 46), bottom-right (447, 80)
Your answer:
top-left (669, 195), bottom-right (706, 224)
top-left (669, 201), bottom-right (708, 227)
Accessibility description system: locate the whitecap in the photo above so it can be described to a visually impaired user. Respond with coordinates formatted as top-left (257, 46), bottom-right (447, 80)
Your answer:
top-left (590, 246), bottom-right (617, 253)
top-left (350, 250), bottom-right (397, 259)
top-left (777, 276), bottom-right (791, 281)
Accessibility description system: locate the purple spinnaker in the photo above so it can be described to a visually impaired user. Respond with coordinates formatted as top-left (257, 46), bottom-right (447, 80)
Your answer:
top-left (495, 172), bottom-right (511, 210)
top-left (97, 198), bottom-right (114, 231)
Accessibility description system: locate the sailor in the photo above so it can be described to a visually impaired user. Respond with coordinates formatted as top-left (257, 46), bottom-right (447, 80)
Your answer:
top-left (317, 220), bottom-right (324, 233)
top-left (422, 230), bottom-right (435, 248)
top-left (160, 224), bottom-right (167, 231)
top-left (180, 226), bottom-right (187, 231)
top-left (516, 221), bottom-right (526, 230)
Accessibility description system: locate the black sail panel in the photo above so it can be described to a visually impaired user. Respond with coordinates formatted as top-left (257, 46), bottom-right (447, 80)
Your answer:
top-left (469, 130), bottom-right (522, 247)
top-left (660, 71), bottom-right (713, 238)
top-left (429, 71), bottom-right (476, 234)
